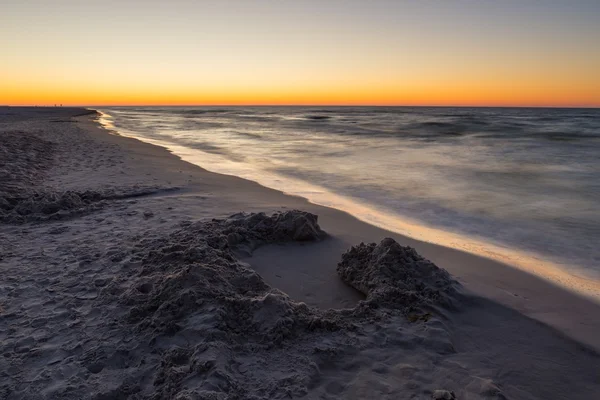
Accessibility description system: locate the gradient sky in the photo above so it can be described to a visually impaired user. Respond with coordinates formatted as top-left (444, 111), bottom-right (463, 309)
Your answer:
top-left (2, 0), bottom-right (599, 107)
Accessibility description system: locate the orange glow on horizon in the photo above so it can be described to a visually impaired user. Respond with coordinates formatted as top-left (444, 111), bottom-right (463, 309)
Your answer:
top-left (3, 61), bottom-right (599, 108)
top-left (3, 80), bottom-right (599, 108)
top-left (2, 1), bottom-right (599, 108)
top-left (4, 96), bottom-right (599, 109)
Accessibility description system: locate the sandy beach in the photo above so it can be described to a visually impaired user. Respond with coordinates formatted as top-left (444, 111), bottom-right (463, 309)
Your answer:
top-left (1, 107), bottom-right (599, 399)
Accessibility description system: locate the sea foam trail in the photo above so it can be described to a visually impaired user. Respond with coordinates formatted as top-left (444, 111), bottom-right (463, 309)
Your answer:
top-left (98, 107), bottom-right (600, 299)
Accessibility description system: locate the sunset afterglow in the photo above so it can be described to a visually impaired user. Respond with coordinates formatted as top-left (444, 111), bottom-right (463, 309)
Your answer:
top-left (2, 1), bottom-right (599, 107)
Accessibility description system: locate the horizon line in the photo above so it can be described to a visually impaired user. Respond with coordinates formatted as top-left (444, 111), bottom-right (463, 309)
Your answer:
top-left (3, 104), bottom-right (599, 109)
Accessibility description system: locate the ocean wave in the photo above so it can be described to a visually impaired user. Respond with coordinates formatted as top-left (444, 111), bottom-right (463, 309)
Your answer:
top-left (304, 115), bottom-right (332, 121)
top-left (101, 105), bottom-right (600, 280)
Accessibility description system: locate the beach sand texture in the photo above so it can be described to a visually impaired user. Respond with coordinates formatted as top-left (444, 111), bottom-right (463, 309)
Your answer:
top-left (1, 107), bottom-right (599, 399)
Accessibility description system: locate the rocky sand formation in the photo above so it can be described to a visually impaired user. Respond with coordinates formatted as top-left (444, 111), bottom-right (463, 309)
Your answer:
top-left (337, 238), bottom-right (457, 312)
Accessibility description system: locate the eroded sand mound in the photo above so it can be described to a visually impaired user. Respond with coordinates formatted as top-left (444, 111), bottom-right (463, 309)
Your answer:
top-left (0, 187), bottom-right (179, 223)
top-left (0, 191), bottom-right (104, 223)
top-left (74, 213), bottom-right (463, 399)
top-left (121, 211), bottom-right (336, 349)
top-left (225, 210), bottom-right (327, 243)
top-left (73, 211), bottom-right (355, 399)
top-left (337, 238), bottom-right (457, 311)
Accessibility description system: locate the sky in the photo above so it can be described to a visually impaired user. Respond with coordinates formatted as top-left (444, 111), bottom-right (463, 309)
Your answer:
top-left (2, 0), bottom-right (599, 107)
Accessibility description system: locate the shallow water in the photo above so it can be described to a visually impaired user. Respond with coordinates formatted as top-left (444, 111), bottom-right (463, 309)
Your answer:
top-left (99, 106), bottom-right (600, 289)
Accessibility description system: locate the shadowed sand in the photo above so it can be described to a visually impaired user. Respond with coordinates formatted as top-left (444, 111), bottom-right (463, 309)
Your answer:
top-left (0, 107), bottom-right (599, 399)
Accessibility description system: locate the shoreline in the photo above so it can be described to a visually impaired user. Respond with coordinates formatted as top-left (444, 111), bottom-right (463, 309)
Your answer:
top-left (89, 109), bottom-right (600, 349)
top-left (97, 108), bottom-right (600, 302)
top-left (2, 107), bottom-right (599, 399)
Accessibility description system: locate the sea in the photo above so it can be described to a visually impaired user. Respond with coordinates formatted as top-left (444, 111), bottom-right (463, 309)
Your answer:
top-left (98, 106), bottom-right (600, 293)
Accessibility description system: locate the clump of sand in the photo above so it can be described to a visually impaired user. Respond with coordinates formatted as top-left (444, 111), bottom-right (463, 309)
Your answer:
top-left (0, 187), bottom-right (179, 223)
top-left (337, 237), bottom-right (457, 312)
top-left (1, 190), bottom-right (106, 223)
top-left (120, 211), bottom-right (341, 341)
